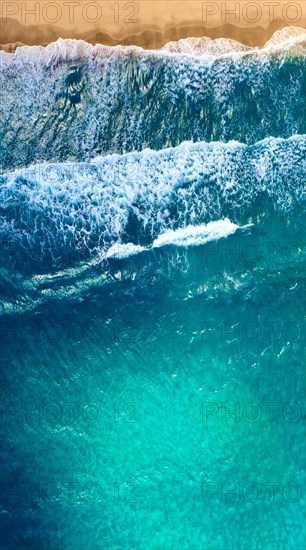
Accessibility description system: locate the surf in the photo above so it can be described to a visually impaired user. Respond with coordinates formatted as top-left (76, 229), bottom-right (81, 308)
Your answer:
top-left (0, 135), bottom-right (305, 273)
top-left (1, 28), bottom-right (305, 170)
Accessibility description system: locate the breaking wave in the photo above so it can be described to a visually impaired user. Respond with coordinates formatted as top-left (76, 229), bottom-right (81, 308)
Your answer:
top-left (0, 28), bottom-right (305, 170)
top-left (0, 135), bottom-right (305, 272)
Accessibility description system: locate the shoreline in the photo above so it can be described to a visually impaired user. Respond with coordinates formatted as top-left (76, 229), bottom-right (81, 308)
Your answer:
top-left (1, 20), bottom-right (306, 52)
top-left (1, 0), bottom-right (305, 52)
top-left (0, 26), bottom-right (306, 55)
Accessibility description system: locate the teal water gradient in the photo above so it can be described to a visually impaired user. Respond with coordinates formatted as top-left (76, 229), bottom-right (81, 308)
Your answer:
top-left (0, 32), bottom-right (306, 550)
top-left (1, 207), bottom-right (305, 549)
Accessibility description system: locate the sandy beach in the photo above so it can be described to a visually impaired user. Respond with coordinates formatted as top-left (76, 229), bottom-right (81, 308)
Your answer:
top-left (0, 1), bottom-right (305, 50)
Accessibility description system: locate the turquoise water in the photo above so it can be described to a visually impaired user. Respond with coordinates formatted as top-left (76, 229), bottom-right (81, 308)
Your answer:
top-left (0, 31), bottom-right (305, 549)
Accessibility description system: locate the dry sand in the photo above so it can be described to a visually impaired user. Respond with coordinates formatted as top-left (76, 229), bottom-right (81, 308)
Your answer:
top-left (0, 1), bottom-right (305, 50)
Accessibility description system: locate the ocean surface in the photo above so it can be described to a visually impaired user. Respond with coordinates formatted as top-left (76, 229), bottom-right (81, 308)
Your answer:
top-left (0, 27), bottom-right (305, 549)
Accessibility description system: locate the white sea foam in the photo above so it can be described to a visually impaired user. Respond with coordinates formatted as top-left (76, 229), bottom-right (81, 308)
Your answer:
top-left (163, 26), bottom-right (306, 56)
top-left (162, 37), bottom-right (251, 55)
top-left (265, 26), bottom-right (306, 47)
top-left (105, 220), bottom-right (252, 260)
top-left (152, 219), bottom-right (252, 248)
top-left (1, 26), bottom-right (304, 170)
top-left (0, 26), bottom-right (304, 67)
top-left (0, 135), bottom-right (304, 268)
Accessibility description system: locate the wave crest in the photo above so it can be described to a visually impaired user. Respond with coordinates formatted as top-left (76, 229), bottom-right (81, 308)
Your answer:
top-left (0, 135), bottom-right (305, 272)
top-left (1, 26), bottom-right (305, 61)
top-left (162, 27), bottom-right (305, 55)
top-left (1, 28), bottom-right (305, 170)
